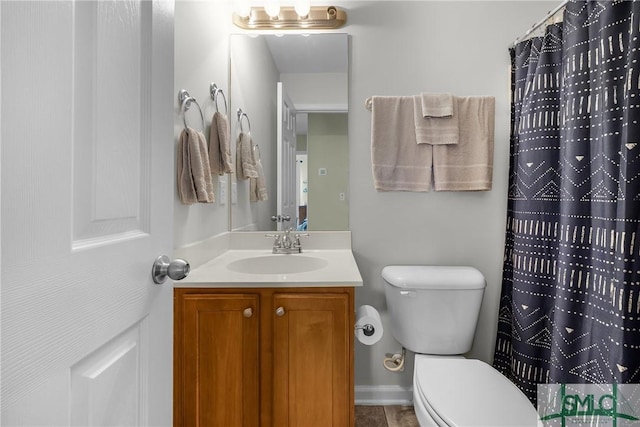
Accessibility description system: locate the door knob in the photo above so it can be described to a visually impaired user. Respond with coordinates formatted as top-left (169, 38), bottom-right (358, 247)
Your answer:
top-left (243, 308), bottom-right (253, 318)
top-left (271, 215), bottom-right (292, 223)
top-left (275, 306), bottom-right (286, 316)
top-left (152, 255), bottom-right (190, 284)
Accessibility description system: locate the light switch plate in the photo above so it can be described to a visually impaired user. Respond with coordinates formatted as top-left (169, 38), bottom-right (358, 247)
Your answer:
top-left (219, 177), bottom-right (227, 205)
top-left (231, 182), bottom-right (238, 205)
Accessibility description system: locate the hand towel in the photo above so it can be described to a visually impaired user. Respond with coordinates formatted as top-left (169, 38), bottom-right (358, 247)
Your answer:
top-left (432, 96), bottom-right (495, 191)
top-left (236, 131), bottom-right (258, 180)
top-left (209, 111), bottom-right (233, 176)
top-left (370, 96), bottom-right (432, 192)
top-left (421, 92), bottom-right (453, 117)
top-left (250, 146), bottom-right (268, 202)
top-left (177, 127), bottom-right (215, 204)
top-left (414, 94), bottom-right (459, 145)
top-left (177, 128), bottom-right (197, 204)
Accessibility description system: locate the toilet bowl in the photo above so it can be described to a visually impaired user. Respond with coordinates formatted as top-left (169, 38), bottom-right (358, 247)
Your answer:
top-left (382, 266), bottom-right (540, 427)
top-left (412, 355), bottom-right (540, 427)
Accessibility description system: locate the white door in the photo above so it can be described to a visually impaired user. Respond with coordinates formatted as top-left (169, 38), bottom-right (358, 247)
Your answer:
top-left (276, 82), bottom-right (298, 230)
top-left (1, 1), bottom-right (175, 425)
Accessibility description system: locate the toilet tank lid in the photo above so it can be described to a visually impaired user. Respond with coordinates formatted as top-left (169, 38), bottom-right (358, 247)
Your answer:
top-left (382, 266), bottom-right (485, 290)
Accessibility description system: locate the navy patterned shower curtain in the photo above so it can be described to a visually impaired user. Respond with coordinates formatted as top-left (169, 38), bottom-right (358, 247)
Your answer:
top-left (493, 0), bottom-right (640, 404)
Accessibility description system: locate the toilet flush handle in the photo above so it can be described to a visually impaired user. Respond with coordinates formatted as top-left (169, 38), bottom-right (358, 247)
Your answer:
top-left (400, 290), bottom-right (417, 298)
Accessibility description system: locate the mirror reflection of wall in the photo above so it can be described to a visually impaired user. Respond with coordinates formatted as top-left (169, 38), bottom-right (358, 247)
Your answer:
top-left (229, 33), bottom-right (349, 232)
top-left (297, 113), bottom-right (348, 231)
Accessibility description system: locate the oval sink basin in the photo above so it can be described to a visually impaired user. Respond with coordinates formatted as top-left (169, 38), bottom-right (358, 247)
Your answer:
top-left (227, 255), bottom-right (329, 275)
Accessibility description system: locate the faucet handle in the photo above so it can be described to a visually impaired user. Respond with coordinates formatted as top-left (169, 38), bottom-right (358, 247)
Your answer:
top-left (293, 232), bottom-right (309, 247)
top-left (265, 233), bottom-right (282, 246)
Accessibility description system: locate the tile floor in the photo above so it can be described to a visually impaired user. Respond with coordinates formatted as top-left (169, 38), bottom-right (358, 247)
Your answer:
top-left (355, 405), bottom-right (420, 427)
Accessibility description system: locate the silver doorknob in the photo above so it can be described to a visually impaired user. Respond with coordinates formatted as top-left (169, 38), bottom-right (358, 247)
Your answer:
top-left (275, 306), bottom-right (286, 316)
top-left (271, 214), bottom-right (292, 223)
top-left (152, 255), bottom-right (190, 284)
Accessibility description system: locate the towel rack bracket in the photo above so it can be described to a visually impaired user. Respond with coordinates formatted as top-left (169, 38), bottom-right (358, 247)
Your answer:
top-left (178, 89), bottom-right (192, 110)
top-left (178, 89), bottom-right (205, 130)
top-left (210, 83), bottom-right (228, 115)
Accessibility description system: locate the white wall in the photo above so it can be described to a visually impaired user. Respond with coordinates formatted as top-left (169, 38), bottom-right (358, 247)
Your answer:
top-left (174, 0), bottom-right (556, 398)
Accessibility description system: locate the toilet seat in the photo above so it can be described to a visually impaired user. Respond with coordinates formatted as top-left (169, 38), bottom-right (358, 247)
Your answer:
top-left (414, 356), bottom-right (540, 427)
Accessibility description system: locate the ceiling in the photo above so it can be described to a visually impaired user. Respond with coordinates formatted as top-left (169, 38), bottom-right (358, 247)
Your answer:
top-left (265, 33), bottom-right (348, 74)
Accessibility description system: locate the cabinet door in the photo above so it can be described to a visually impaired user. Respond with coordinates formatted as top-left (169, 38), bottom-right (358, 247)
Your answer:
top-left (178, 293), bottom-right (259, 427)
top-left (272, 293), bottom-right (352, 427)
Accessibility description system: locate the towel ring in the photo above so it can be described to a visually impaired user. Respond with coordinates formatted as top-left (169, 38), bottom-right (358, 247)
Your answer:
top-left (210, 83), bottom-right (228, 115)
top-left (237, 108), bottom-right (252, 134)
top-left (178, 89), bottom-right (205, 130)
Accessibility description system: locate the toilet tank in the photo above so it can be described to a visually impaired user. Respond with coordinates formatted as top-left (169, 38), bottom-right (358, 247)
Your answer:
top-left (382, 266), bottom-right (486, 355)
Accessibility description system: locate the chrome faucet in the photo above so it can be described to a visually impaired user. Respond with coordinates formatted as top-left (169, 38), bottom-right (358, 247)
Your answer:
top-left (266, 228), bottom-right (309, 254)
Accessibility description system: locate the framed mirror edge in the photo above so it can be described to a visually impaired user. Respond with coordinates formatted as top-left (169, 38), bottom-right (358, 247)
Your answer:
top-left (228, 32), bottom-right (350, 233)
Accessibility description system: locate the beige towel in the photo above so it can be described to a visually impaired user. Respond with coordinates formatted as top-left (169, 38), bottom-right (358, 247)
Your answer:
top-left (177, 129), bottom-right (197, 204)
top-left (432, 96), bottom-right (495, 191)
top-left (421, 92), bottom-right (453, 117)
top-left (414, 94), bottom-right (459, 145)
top-left (236, 132), bottom-right (258, 180)
top-left (371, 96), bottom-right (432, 192)
top-left (209, 112), bottom-right (233, 175)
top-left (250, 146), bottom-right (268, 202)
top-left (177, 127), bottom-right (215, 204)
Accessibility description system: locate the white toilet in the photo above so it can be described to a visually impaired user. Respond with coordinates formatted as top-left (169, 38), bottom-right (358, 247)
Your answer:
top-left (382, 265), bottom-right (540, 427)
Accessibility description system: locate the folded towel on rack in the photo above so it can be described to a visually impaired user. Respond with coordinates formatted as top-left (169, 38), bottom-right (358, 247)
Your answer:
top-left (209, 111), bottom-right (233, 175)
top-left (432, 96), bottom-right (495, 191)
top-left (177, 127), bottom-right (215, 204)
top-left (414, 94), bottom-right (459, 145)
top-left (250, 145), bottom-right (268, 202)
top-left (370, 96), bottom-right (432, 192)
top-left (236, 132), bottom-right (258, 180)
top-left (421, 92), bottom-right (454, 117)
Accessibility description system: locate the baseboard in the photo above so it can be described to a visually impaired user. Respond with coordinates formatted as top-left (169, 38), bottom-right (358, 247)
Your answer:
top-left (354, 385), bottom-right (413, 406)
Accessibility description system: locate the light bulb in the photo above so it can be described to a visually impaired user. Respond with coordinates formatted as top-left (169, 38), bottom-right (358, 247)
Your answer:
top-left (235, 0), bottom-right (251, 18)
top-left (264, 0), bottom-right (280, 18)
top-left (294, 0), bottom-right (311, 18)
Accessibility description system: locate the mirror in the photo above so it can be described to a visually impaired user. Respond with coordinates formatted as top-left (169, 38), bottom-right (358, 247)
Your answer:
top-left (229, 33), bottom-right (349, 232)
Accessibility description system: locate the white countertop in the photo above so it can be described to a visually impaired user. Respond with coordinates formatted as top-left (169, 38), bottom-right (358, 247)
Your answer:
top-left (178, 249), bottom-right (363, 288)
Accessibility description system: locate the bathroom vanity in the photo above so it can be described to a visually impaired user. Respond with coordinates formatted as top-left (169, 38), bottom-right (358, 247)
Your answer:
top-left (173, 232), bottom-right (362, 427)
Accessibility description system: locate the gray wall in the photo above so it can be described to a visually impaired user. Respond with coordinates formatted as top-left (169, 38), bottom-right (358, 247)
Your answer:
top-left (173, 1), bottom-right (232, 247)
top-left (229, 35), bottom-right (280, 231)
top-left (174, 0), bottom-right (555, 394)
top-left (346, 0), bottom-right (553, 390)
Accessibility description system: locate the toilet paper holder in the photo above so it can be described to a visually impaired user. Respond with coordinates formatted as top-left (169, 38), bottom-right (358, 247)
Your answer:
top-left (355, 323), bottom-right (375, 337)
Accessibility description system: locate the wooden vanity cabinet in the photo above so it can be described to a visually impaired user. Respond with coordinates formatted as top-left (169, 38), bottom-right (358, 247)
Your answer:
top-left (174, 287), bottom-right (355, 427)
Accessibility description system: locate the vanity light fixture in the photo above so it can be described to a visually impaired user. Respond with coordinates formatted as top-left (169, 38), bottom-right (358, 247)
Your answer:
top-left (232, 4), bottom-right (346, 30)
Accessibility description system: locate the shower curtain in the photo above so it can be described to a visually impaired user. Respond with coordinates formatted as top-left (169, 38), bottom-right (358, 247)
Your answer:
top-left (494, 0), bottom-right (640, 404)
